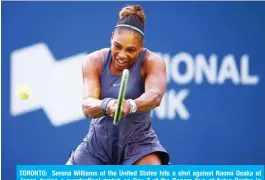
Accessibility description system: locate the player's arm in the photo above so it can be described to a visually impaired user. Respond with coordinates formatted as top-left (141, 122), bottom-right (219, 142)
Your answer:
top-left (134, 53), bottom-right (167, 112)
top-left (82, 53), bottom-right (104, 119)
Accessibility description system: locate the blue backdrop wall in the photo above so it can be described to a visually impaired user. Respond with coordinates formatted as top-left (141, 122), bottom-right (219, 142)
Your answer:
top-left (2, 2), bottom-right (265, 180)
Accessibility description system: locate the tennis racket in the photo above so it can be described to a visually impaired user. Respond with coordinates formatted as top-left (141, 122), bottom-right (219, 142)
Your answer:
top-left (113, 69), bottom-right (130, 125)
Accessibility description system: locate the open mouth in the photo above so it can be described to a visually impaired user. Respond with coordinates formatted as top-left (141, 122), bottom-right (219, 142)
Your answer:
top-left (116, 59), bottom-right (128, 67)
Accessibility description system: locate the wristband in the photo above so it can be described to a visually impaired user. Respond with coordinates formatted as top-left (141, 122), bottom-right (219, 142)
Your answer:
top-left (101, 98), bottom-right (113, 114)
top-left (128, 99), bottom-right (137, 113)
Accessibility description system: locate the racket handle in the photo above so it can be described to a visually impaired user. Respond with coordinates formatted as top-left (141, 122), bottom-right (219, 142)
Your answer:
top-left (113, 99), bottom-right (124, 125)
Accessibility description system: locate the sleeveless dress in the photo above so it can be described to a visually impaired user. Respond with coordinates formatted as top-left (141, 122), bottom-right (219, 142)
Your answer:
top-left (73, 48), bottom-right (169, 164)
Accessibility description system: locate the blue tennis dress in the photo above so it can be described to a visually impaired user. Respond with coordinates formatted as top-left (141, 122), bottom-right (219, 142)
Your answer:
top-left (73, 49), bottom-right (169, 164)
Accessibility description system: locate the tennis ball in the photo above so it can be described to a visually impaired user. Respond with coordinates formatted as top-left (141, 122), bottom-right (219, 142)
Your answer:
top-left (16, 85), bottom-right (31, 100)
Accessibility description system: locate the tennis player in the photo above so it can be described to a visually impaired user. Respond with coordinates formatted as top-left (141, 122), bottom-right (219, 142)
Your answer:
top-left (66, 4), bottom-right (169, 165)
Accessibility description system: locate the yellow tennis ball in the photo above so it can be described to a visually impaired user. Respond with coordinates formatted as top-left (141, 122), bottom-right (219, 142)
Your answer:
top-left (16, 85), bottom-right (31, 100)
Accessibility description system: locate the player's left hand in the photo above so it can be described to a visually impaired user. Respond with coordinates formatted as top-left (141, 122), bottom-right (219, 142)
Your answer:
top-left (106, 99), bottom-right (117, 118)
top-left (121, 100), bottom-right (130, 117)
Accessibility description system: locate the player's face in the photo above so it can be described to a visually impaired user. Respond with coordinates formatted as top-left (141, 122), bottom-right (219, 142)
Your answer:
top-left (111, 30), bottom-right (143, 71)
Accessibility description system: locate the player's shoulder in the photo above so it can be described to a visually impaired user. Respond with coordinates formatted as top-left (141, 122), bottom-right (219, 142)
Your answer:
top-left (83, 48), bottom-right (109, 67)
top-left (144, 48), bottom-right (164, 65)
top-left (85, 48), bottom-right (109, 62)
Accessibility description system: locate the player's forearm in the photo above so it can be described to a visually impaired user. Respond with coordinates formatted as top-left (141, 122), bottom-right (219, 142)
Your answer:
top-left (134, 90), bottom-right (163, 112)
top-left (82, 98), bottom-right (104, 118)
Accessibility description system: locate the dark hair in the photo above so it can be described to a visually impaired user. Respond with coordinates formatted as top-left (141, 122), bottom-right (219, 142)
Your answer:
top-left (115, 5), bottom-right (146, 38)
